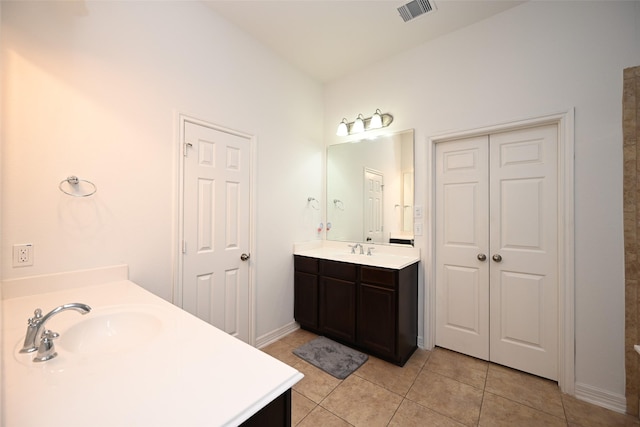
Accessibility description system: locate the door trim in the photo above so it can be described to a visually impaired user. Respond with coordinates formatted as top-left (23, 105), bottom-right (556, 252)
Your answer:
top-left (173, 113), bottom-right (257, 346)
top-left (425, 109), bottom-right (575, 393)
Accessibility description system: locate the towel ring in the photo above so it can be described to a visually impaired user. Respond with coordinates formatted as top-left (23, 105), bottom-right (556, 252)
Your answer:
top-left (307, 197), bottom-right (319, 210)
top-left (59, 176), bottom-right (97, 197)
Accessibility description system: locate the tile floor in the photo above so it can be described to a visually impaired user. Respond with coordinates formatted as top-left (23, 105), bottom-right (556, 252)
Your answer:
top-left (261, 329), bottom-right (640, 427)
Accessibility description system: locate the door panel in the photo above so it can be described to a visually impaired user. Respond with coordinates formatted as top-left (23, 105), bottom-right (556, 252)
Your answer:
top-left (182, 121), bottom-right (250, 343)
top-left (489, 124), bottom-right (558, 380)
top-left (435, 136), bottom-right (489, 359)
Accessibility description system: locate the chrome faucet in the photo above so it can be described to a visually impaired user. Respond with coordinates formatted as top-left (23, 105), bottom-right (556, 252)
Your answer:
top-left (20, 303), bottom-right (91, 355)
top-left (348, 243), bottom-right (364, 255)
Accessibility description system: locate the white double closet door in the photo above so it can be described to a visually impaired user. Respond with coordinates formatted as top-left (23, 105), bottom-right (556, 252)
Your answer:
top-left (435, 124), bottom-right (558, 380)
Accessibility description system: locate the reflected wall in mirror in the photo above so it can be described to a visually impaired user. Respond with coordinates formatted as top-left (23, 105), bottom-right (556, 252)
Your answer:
top-left (326, 129), bottom-right (414, 246)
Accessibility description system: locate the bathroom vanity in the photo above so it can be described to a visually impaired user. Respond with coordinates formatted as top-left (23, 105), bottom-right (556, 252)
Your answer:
top-left (1, 266), bottom-right (302, 427)
top-left (293, 242), bottom-right (419, 366)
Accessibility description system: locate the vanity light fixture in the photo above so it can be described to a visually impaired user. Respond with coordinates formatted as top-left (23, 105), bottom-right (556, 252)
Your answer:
top-left (335, 109), bottom-right (394, 136)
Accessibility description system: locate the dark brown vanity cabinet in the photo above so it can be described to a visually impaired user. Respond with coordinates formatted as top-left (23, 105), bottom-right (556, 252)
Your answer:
top-left (318, 260), bottom-right (357, 343)
top-left (294, 256), bottom-right (319, 329)
top-left (294, 255), bottom-right (418, 366)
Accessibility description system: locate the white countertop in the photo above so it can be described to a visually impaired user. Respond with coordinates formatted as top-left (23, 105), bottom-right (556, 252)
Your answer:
top-left (294, 240), bottom-right (420, 269)
top-left (2, 274), bottom-right (302, 426)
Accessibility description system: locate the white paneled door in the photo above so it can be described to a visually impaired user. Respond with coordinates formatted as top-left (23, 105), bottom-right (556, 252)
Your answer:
top-left (364, 168), bottom-right (384, 244)
top-left (181, 120), bottom-right (251, 343)
top-left (435, 135), bottom-right (490, 360)
top-left (435, 124), bottom-right (559, 380)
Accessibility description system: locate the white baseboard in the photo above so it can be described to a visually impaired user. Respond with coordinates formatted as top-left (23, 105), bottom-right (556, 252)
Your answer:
top-left (256, 321), bottom-right (300, 349)
top-left (574, 382), bottom-right (627, 414)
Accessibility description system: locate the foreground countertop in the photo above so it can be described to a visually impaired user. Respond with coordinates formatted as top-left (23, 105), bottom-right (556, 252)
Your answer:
top-left (2, 275), bottom-right (302, 427)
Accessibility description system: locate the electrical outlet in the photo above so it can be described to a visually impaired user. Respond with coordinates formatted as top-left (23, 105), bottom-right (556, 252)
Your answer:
top-left (414, 222), bottom-right (423, 236)
top-left (12, 244), bottom-right (33, 267)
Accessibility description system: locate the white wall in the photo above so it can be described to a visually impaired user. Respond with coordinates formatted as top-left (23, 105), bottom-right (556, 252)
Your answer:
top-left (325, 0), bottom-right (640, 404)
top-left (0, 1), bottom-right (324, 338)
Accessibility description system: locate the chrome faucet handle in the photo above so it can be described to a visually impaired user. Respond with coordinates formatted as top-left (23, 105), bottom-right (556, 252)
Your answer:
top-left (348, 244), bottom-right (357, 254)
top-left (367, 247), bottom-right (375, 256)
top-left (34, 329), bottom-right (59, 362)
top-left (20, 303), bottom-right (91, 354)
top-left (20, 308), bottom-right (43, 353)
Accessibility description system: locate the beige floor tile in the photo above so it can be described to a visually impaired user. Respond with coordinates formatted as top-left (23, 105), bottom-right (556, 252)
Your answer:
top-left (562, 394), bottom-right (640, 427)
top-left (292, 390), bottom-right (318, 426)
top-left (406, 369), bottom-right (483, 426)
top-left (479, 392), bottom-right (566, 426)
top-left (354, 354), bottom-right (423, 396)
top-left (261, 340), bottom-right (299, 367)
top-left (293, 360), bottom-right (342, 404)
top-left (321, 375), bottom-right (403, 427)
top-left (389, 399), bottom-right (466, 427)
top-left (485, 364), bottom-right (564, 419)
top-left (426, 347), bottom-right (488, 389)
top-left (296, 405), bottom-right (352, 427)
top-left (407, 347), bottom-right (432, 368)
top-left (280, 328), bottom-right (318, 348)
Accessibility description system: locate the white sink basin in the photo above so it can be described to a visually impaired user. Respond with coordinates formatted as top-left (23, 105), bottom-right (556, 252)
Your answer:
top-left (59, 306), bottom-right (164, 356)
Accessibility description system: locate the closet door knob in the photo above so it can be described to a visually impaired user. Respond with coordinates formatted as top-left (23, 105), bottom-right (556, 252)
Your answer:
top-left (240, 253), bottom-right (250, 261)
top-left (477, 254), bottom-right (487, 261)
top-left (492, 254), bottom-right (502, 262)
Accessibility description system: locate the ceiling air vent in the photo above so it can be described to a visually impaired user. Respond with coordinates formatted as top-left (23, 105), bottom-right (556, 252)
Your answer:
top-left (398, 0), bottom-right (436, 22)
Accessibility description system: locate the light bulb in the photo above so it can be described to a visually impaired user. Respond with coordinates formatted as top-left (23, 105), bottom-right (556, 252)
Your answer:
top-left (370, 109), bottom-right (383, 129)
top-left (336, 118), bottom-right (349, 136)
top-left (352, 114), bottom-right (365, 133)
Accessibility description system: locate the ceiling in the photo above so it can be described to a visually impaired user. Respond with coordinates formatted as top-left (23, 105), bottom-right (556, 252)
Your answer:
top-left (204, 0), bottom-right (525, 82)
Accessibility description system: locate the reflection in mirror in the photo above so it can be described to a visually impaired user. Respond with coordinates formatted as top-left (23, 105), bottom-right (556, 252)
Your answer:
top-left (326, 129), bottom-right (414, 246)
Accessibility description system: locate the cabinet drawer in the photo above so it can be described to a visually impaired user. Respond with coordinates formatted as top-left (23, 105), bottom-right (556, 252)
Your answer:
top-left (321, 260), bottom-right (357, 281)
top-left (294, 256), bottom-right (319, 274)
top-left (361, 266), bottom-right (396, 288)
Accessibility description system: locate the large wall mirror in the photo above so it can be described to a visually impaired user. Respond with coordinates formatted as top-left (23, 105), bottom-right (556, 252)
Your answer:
top-left (326, 129), bottom-right (414, 246)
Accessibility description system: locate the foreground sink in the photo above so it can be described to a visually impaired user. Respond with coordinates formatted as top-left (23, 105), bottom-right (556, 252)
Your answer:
top-left (59, 305), bottom-right (164, 356)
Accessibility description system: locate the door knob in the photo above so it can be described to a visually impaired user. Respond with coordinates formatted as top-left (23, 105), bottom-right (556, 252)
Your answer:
top-left (477, 254), bottom-right (487, 261)
top-left (492, 254), bottom-right (502, 262)
top-left (240, 253), bottom-right (250, 261)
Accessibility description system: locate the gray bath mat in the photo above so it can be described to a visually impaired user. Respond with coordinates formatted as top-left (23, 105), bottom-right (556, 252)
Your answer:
top-left (293, 336), bottom-right (368, 379)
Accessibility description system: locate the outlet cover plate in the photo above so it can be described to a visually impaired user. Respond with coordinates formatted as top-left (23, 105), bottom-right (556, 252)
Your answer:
top-left (12, 244), bottom-right (33, 267)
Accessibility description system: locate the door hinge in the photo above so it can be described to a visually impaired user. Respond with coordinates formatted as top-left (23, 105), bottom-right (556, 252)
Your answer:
top-left (183, 142), bottom-right (193, 157)
top-left (182, 240), bottom-right (187, 254)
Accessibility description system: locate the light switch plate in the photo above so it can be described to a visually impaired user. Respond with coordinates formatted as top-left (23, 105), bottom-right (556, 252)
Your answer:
top-left (414, 205), bottom-right (423, 219)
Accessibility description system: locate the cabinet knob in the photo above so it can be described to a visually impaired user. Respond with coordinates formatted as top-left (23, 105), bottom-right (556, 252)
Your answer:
top-left (492, 254), bottom-right (502, 262)
top-left (477, 253), bottom-right (487, 261)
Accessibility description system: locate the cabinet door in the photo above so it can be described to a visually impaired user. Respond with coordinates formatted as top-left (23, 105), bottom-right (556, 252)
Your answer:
top-left (358, 283), bottom-right (396, 359)
top-left (294, 271), bottom-right (318, 329)
top-left (319, 277), bottom-right (356, 342)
